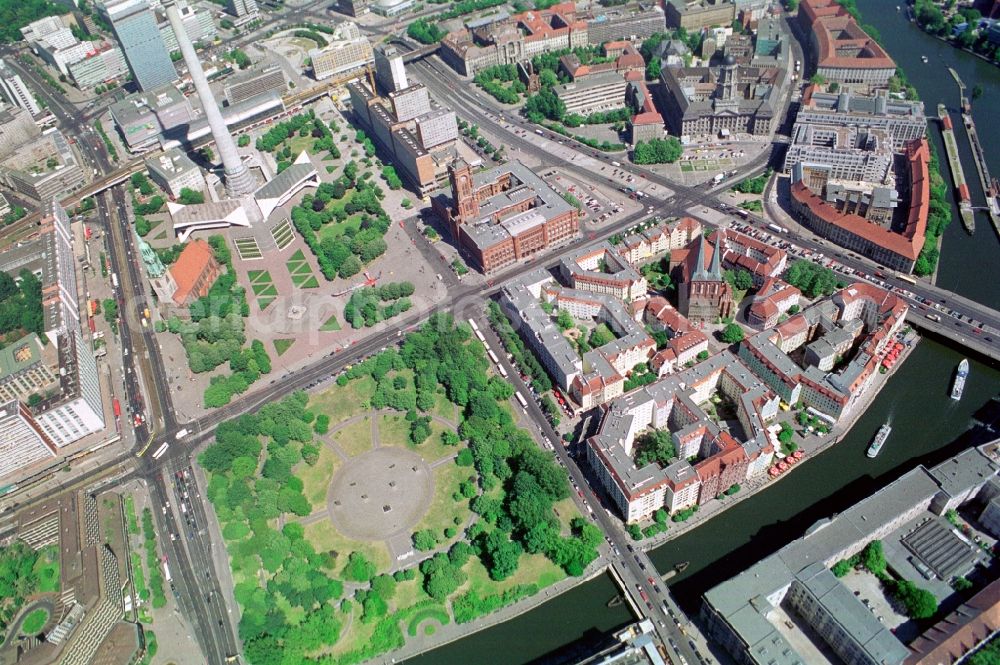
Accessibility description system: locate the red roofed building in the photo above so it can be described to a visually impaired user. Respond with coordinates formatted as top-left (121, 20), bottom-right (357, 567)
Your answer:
top-left (619, 216), bottom-right (701, 265)
top-left (169, 239), bottom-right (222, 306)
top-left (748, 278), bottom-right (801, 329)
top-left (708, 229), bottom-right (788, 286)
top-left (695, 432), bottom-right (748, 504)
top-left (798, 0), bottom-right (896, 86)
top-left (626, 79), bottom-right (665, 146)
top-left (678, 233), bottom-right (735, 324)
top-left (440, 3), bottom-right (587, 76)
top-left (905, 578), bottom-right (1000, 665)
top-left (559, 43), bottom-right (645, 81)
top-left (643, 297), bottom-right (690, 336)
top-left (789, 138), bottom-right (929, 273)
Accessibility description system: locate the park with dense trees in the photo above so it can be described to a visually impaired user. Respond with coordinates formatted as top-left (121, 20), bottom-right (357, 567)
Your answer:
top-left (160, 235), bottom-right (272, 408)
top-left (0, 269), bottom-right (44, 345)
top-left (632, 138), bottom-right (684, 164)
top-left (0, 541), bottom-right (50, 642)
top-left (200, 314), bottom-right (599, 664)
top-left (783, 260), bottom-right (846, 299)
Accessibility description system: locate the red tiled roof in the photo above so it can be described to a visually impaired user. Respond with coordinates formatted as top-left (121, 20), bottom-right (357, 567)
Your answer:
top-left (603, 40), bottom-right (631, 53)
top-left (800, 0), bottom-right (895, 71)
top-left (791, 138), bottom-right (928, 262)
top-left (170, 239), bottom-right (218, 305)
top-left (905, 578), bottom-right (1000, 665)
top-left (645, 296), bottom-right (690, 333)
top-left (668, 329), bottom-right (708, 354)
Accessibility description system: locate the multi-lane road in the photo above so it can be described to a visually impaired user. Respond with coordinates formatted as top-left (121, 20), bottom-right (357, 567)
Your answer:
top-left (6, 9), bottom-right (1000, 664)
top-left (404, 50), bottom-right (1000, 362)
top-left (475, 317), bottom-right (704, 665)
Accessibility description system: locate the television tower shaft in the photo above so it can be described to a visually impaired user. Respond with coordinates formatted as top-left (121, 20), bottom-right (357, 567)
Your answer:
top-left (163, 0), bottom-right (256, 197)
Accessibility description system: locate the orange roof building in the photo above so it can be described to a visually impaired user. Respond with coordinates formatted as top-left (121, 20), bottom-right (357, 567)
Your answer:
top-left (169, 239), bottom-right (222, 306)
top-left (905, 578), bottom-right (1000, 665)
top-left (789, 138), bottom-right (928, 273)
top-left (798, 0), bottom-right (896, 86)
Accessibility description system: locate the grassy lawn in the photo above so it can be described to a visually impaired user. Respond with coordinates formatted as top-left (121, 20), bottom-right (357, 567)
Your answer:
top-left (272, 219), bottom-right (295, 250)
top-left (392, 576), bottom-right (432, 612)
top-left (463, 550), bottom-right (565, 597)
top-left (410, 460), bottom-right (471, 545)
top-left (309, 376), bottom-right (375, 423)
top-left (124, 495), bottom-right (139, 535)
top-left (302, 519), bottom-right (391, 572)
top-left (257, 296), bottom-right (275, 311)
top-left (318, 214), bottom-right (363, 242)
top-left (331, 416), bottom-right (373, 457)
top-left (419, 420), bottom-right (459, 463)
top-left (273, 338), bottom-right (295, 356)
top-left (297, 445), bottom-right (342, 507)
top-left (378, 407), bottom-right (461, 462)
top-left (20, 608), bottom-right (49, 635)
top-left (377, 413), bottom-right (412, 448)
top-left (551, 497), bottom-right (585, 533)
top-left (320, 314), bottom-right (341, 332)
top-left (316, 192), bottom-right (363, 242)
top-left (326, 603), bottom-right (376, 658)
top-left (406, 606), bottom-right (450, 637)
top-left (234, 238), bottom-right (262, 260)
top-left (287, 134), bottom-right (316, 155)
top-left (33, 545), bottom-right (60, 593)
top-left (430, 391), bottom-right (457, 423)
top-left (287, 249), bottom-right (320, 288)
top-left (381, 416), bottom-right (457, 464)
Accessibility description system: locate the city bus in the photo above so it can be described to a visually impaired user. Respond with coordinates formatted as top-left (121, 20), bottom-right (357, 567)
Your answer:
top-left (515, 392), bottom-right (529, 409)
top-left (896, 273), bottom-right (917, 285)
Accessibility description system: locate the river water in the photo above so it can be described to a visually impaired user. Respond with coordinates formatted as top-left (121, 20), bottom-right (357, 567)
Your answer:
top-left (407, 9), bottom-right (1000, 663)
top-left (852, 1), bottom-right (1000, 310)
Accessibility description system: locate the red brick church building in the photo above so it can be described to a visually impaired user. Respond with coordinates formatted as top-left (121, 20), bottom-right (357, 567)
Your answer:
top-left (678, 232), bottom-right (734, 324)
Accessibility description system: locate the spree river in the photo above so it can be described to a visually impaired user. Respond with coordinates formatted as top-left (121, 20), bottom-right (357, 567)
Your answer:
top-left (852, 1), bottom-right (1000, 310)
top-left (407, 9), bottom-right (1000, 664)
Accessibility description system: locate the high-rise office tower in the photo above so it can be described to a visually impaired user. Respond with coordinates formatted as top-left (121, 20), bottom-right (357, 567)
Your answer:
top-left (226, 0), bottom-right (259, 23)
top-left (0, 59), bottom-right (42, 115)
top-left (373, 44), bottom-right (407, 94)
top-left (163, 0), bottom-right (255, 197)
top-left (103, 0), bottom-right (177, 91)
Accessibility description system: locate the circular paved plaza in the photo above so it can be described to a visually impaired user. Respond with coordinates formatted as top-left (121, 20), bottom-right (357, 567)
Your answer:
top-left (327, 447), bottom-right (434, 540)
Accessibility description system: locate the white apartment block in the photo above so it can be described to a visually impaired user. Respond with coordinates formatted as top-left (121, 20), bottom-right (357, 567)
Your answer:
top-left (388, 85), bottom-right (430, 123)
top-left (0, 400), bottom-right (57, 481)
top-left (158, 4), bottom-right (217, 52)
top-left (20, 16), bottom-right (68, 43)
top-left (35, 331), bottom-right (105, 447)
top-left (226, 0), bottom-right (260, 23)
top-left (554, 71), bottom-right (628, 116)
top-left (414, 110), bottom-right (457, 150)
top-left (373, 43), bottom-right (407, 93)
top-left (784, 124), bottom-right (893, 183)
top-left (0, 59), bottom-right (41, 115)
top-left (145, 148), bottom-right (205, 198)
top-left (310, 28), bottom-right (373, 81)
top-left (68, 47), bottom-right (130, 88)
